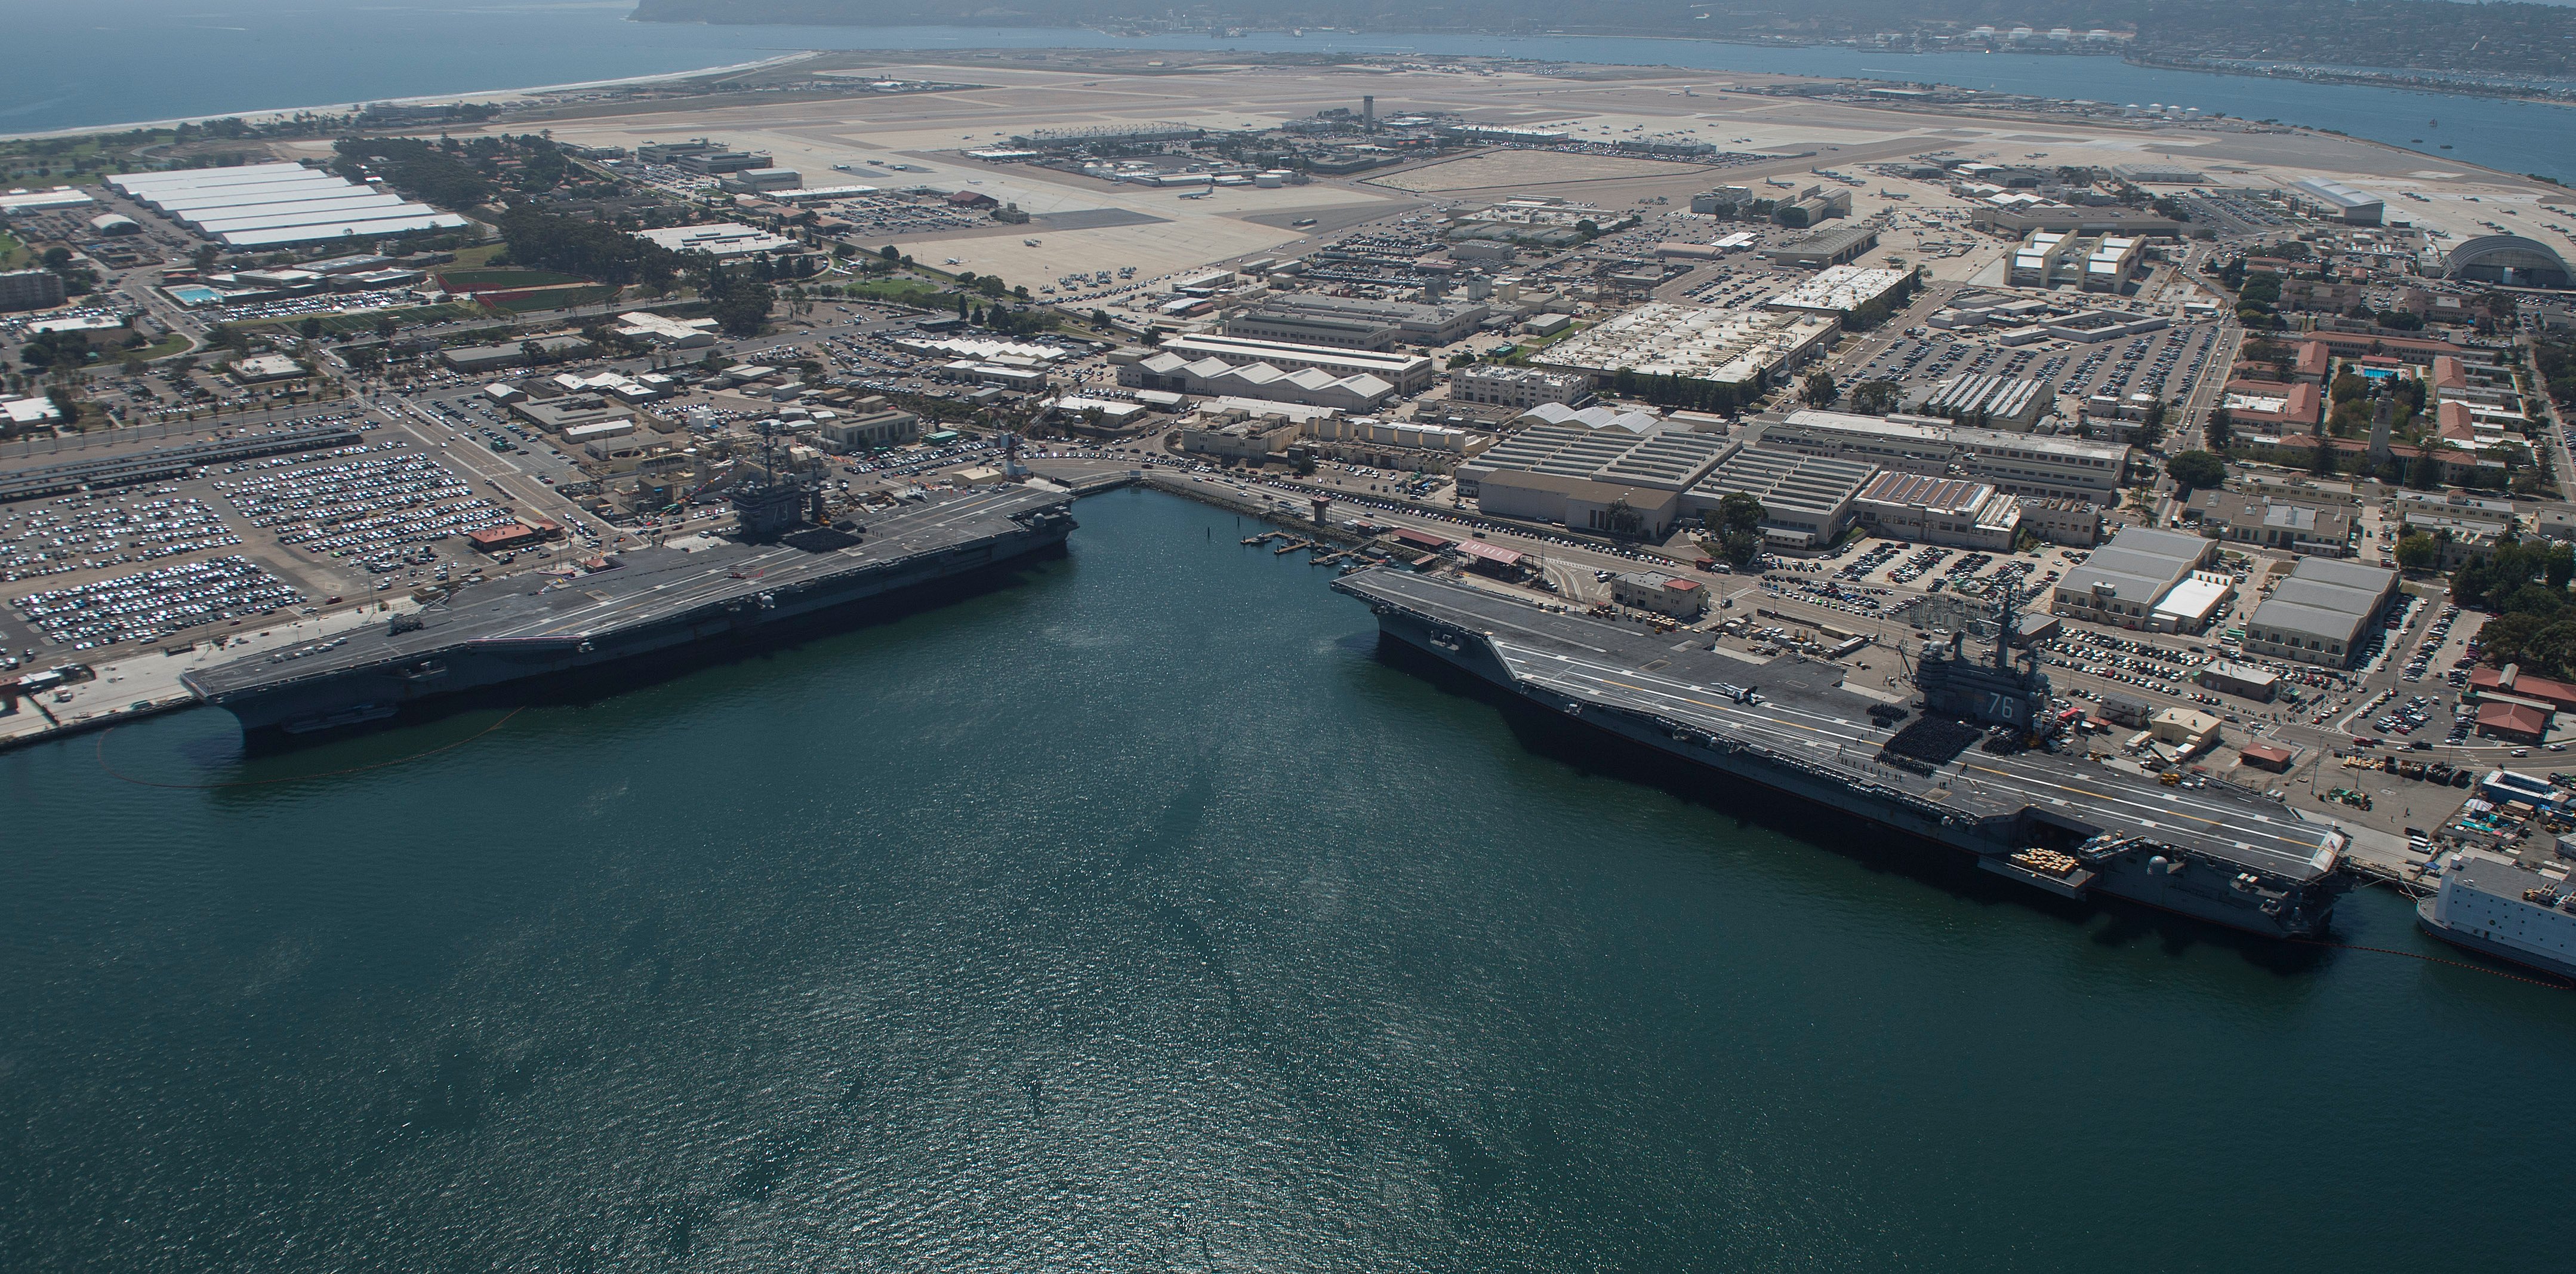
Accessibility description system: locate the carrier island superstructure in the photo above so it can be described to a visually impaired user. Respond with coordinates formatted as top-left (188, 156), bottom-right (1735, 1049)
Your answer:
top-left (186, 483), bottom-right (1073, 734)
top-left (1336, 568), bottom-right (2352, 939)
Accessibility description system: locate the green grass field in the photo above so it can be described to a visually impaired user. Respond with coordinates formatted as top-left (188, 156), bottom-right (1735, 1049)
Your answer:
top-left (0, 232), bottom-right (27, 270)
top-left (131, 334), bottom-right (194, 361)
top-left (483, 284), bottom-right (618, 313)
top-left (438, 268), bottom-right (588, 289)
top-left (235, 302), bottom-right (483, 336)
top-left (839, 278), bottom-right (956, 310)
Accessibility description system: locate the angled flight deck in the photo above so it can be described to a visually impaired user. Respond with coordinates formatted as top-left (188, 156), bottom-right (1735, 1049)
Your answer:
top-left (1338, 568), bottom-right (2347, 937)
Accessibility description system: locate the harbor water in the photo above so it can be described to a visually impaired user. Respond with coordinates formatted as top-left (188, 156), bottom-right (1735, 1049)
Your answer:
top-left (1, 488), bottom-right (2566, 1270)
top-left (5, 3), bottom-right (2576, 179)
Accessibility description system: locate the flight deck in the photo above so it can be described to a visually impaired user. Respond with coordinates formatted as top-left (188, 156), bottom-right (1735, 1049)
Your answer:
top-left (1341, 569), bottom-right (2348, 933)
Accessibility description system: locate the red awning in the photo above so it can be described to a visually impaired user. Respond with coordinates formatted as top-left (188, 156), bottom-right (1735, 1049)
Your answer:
top-left (1390, 527), bottom-right (1454, 550)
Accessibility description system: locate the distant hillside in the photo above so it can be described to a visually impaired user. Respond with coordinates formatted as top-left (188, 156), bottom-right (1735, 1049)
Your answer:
top-left (630, 0), bottom-right (2576, 79)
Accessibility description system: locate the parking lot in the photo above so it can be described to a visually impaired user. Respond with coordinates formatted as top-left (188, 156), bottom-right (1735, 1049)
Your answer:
top-left (401, 392), bottom-right (591, 487)
top-left (10, 553), bottom-right (304, 651)
top-left (1, 491), bottom-right (241, 583)
top-left (1839, 314), bottom-right (2223, 415)
top-left (218, 441), bottom-right (511, 582)
top-left (0, 402), bottom-right (585, 663)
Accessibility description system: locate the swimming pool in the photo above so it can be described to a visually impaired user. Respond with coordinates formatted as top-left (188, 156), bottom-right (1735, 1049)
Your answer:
top-left (164, 285), bottom-right (223, 306)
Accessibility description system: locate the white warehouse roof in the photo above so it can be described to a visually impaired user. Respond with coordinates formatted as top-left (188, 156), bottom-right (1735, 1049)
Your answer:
top-left (110, 164), bottom-right (466, 247)
top-left (2289, 177), bottom-right (2383, 213)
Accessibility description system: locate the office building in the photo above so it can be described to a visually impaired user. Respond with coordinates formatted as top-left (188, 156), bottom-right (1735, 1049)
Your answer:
top-left (1955, 429), bottom-right (2127, 503)
top-left (632, 223), bottom-right (802, 259)
top-left (0, 269), bottom-right (67, 312)
top-left (2185, 489), bottom-right (2354, 556)
top-left (1612, 571), bottom-right (1707, 617)
top-left (2017, 497), bottom-right (2104, 546)
top-left (1450, 365), bottom-right (1593, 410)
top-left (815, 399), bottom-right (921, 450)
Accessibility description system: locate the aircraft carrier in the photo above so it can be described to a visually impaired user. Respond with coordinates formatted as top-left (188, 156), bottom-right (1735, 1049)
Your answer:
top-left (1336, 568), bottom-right (2352, 940)
top-left (186, 484), bottom-right (1073, 735)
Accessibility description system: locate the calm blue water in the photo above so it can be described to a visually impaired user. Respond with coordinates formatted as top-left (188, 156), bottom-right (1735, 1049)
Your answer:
top-left (1, 488), bottom-right (2569, 1270)
top-left (8, 2), bottom-right (2576, 179)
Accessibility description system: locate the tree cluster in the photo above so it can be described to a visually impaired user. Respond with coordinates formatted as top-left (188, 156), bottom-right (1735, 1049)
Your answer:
top-left (2165, 450), bottom-right (2225, 496)
top-left (2533, 339), bottom-right (2576, 411)
top-left (701, 263), bottom-right (777, 338)
top-left (492, 205), bottom-right (677, 288)
top-left (332, 137), bottom-right (492, 209)
top-left (1706, 493), bottom-right (1768, 565)
top-left (1607, 368), bottom-right (1743, 414)
top-left (17, 329), bottom-right (97, 373)
top-left (2452, 538), bottom-right (2576, 618)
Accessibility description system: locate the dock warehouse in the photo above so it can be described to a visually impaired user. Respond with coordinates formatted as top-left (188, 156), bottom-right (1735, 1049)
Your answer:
top-left (1760, 265), bottom-right (1911, 317)
top-left (1124, 334), bottom-right (1435, 395)
top-left (2241, 556), bottom-right (2399, 667)
top-left (1234, 294), bottom-right (1492, 346)
top-left (1852, 472), bottom-right (2022, 552)
top-left (2051, 526), bottom-right (2216, 631)
top-left (2288, 177), bottom-right (2385, 226)
top-left (1756, 410), bottom-right (2130, 504)
top-left (1459, 421), bottom-right (1733, 538)
top-left (1680, 446), bottom-right (1878, 549)
top-left (1532, 303), bottom-right (1837, 390)
top-left (1918, 374), bottom-right (2050, 430)
top-left (1764, 224), bottom-right (1880, 269)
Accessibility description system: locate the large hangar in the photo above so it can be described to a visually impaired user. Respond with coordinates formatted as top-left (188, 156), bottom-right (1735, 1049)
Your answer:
top-left (2445, 235), bottom-right (2572, 290)
top-left (107, 162), bottom-right (471, 248)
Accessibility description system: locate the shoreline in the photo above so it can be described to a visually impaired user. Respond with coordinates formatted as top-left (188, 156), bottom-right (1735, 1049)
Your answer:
top-left (0, 35), bottom-right (2549, 195)
top-left (16, 22), bottom-right (2576, 144)
top-left (2123, 54), bottom-right (2576, 113)
top-left (0, 51), bottom-right (821, 143)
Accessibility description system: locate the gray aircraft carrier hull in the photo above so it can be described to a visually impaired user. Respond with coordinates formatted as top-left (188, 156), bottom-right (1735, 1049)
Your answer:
top-left (2414, 904), bottom-right (2576, 982)
top-left (1342, 571), bottom-right (2349, 941)
top-left (186, 490), bottom-right (1073, 735)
